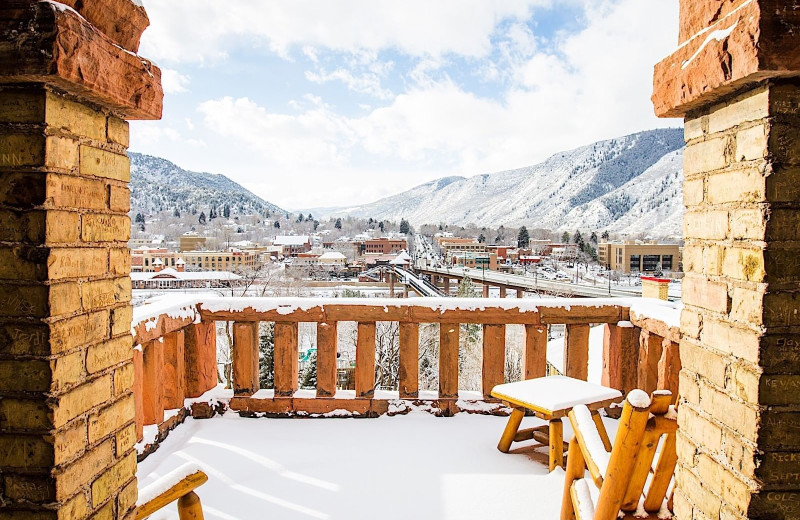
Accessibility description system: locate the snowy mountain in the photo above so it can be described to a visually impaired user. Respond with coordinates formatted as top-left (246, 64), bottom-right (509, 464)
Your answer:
top-left (129, 153), bottom-right (284, 216)
top-left (318, 128), bottom-right (685, 237)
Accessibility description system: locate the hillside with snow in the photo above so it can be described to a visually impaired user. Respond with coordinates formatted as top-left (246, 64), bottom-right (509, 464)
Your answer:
top-left (316, 128), bottom-right (684, 237)
top-left (129, 153), bottom-right (285, 217)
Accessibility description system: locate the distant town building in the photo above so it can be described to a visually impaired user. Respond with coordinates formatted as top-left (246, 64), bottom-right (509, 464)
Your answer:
top-left (182, 249), bottom-right (259, 271)
top-left (131, 248), bottom-right (182, 273)
top-left (131, 268), bottom-right (242, 290)
top-left (364, 237), bottom-right (407, 255)
top-left (598, 241), bottom-right (681, 274)
top-left (450, 251), bottom-right (498, 270)
top-left (179, 232), bottom-right (206, 252)
top-left (274, 235), bottom-right (312, 256)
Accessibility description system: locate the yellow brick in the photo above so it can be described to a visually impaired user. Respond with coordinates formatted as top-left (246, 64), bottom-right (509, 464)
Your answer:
top-left (735, 124), bottom-right (768, 162)
top-left (4, 474), bottom-right (55, 502)
top-left (684, 177), bottom-right (705, 206)
top-left (0, 246), bottom-right (47, 280)
top-left (0, 209), bottom-right (45, 243)
top-left (680, 340), bottom-right (727, 388)
top-left (722, 430), bottom-right (757, 478)
top-left (0, 359), bottom-right (51, 392)
top-left (683, 274), bottom-right (729, 313)
top-left (80, 147), bottom-right (130, 182)
top-left (53, 417), bottom-right (87, 465)
top-left (48, 247), bottom-right (107, 280)
top-left (107, 117), bottom-right (129, 148)
top-left (49, 282), bottom-right (81, 317)
top-left (109, 186), bottom-right (130, 213)
top-left (46, 174), bottom-right (107, 211)
top-left (115, 423), bottom-right (137, 455)
top-left (731, 287), bottom-right (765, 325)
top-left (0, 133), bottom-right (45, 168)
top-left (707, 167), bottom-right (766, 204)
top-left (681, 245), bottom-right (703, 274)
top-left (707, 87), bottom-right (769, 135)
top-left (109, 248), bottom-right (131, 276)
top-left (58, 491), bottom-right (90, 520)
top-left (671, 488), bottom-right (694, 520)
top-left (764, 292), bottom-right (800, 327)
top-left (722, 247), bottom-right (765, 283)
top-left (702, 319), bottom-right (761, 363)
top-left (55, 440), bottom-right (113, 501)
top-left (703, 244), bottom-right (724, 276)
top-left (684, 136), bottom-right (729, 175)
top-left (684, 210), bottom-right (729, 240)
top-left (91, 451), bottom-right (137, 507)
top-left (678, 406), bottom-right (723, 453)
top-left (697, 454), bottom-right (754, 514)
top-left (676, 465), bottom-right (722, 519)
top-left (88, 395), bottom-right (135, 444)
top-left (46, 91), bottom-right (107, 141)
top-left (0, 398), bottom-right (51, 431)
top-left (699, 382), bottom-right (759, 441)
top-left (680, 308), bottom-right (703, 339)
top-left (110, 306), bottom-right (133, 337)
top-left (729, 362), bottom-right (761, 404)
top-left (51, 349), bottom-right (86, 392)
top-left (81, 278), bottom-right (130, 311)
top-left (89, 501), bottom-right (114, 520)
top-left (685, 115), bottom-right (705, 142)
top-left (0, 435), bottom-right (53, 468)
top-left (730, 207), bottom-right (767, 240)
top-left (45, 135), bottom-right (80, 171)
top-left (0, 283), bottom-right (49, 318)
top-left (52, 375), bottom-right (112, 428)
top-left (50, 311), bottom-right (108, 354)
top-left (113, 362), bottom-right (135, 397)
top-left (680, 369), bottom-right (701, 405)
top-left (46, 211), bottom-right (81, 244)
top-left (86, 336), bottom-right (133, 374)
top-left (117, 478), bottom-right (137, 518)
top-left (81, 214), bottom-right (130, 243)
top-left (0, 89), bottom-right (45, 123)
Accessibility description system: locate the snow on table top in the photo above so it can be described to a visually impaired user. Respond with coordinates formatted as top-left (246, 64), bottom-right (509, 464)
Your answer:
top-left (137, 411), bottom-right (571, 520)
top-left (491, 376), bottom-right (622, 413)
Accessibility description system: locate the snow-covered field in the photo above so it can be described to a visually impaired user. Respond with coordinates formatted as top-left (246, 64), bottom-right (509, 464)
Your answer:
top-left (138, 411), bottom-right (593, 520)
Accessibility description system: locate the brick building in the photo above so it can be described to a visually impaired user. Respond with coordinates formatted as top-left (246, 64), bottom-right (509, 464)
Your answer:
top-left (363, 237), bottom-right (407, 255)
top-left (598, 241), bottom-right (681, 274)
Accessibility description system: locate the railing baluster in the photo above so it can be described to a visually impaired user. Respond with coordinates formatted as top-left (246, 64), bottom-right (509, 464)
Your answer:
top-left (399, 322), bottom-right (419, 398)
top-left (274, 322), bottom-right (299, 397)
top-left (232, 322), bottom-right (259, 396)
top-left (142, 340), bottom-right (164, 425)
top-left (564, 324), bottom-right (590, 380)
top-left (163, 330), bottom-right (185, 409)
top-left (523, 325), bottom-right (547, 380)
top-left (638, 330), bottom-right (663, 394)
top-left (657, 338), bottom-right (680, 398)
top-left (482, 324), bottom-right (505, 398)
top-left (316, 321), bottom-right (338, 397)
top-left (355, 322), bottom-right (376, 398)
top-left (184, 320), bottom-right (218, 398)
top-left (439, 324), bottom-right (459, 398)
top-left (133, 346), bottom-right (144, 442)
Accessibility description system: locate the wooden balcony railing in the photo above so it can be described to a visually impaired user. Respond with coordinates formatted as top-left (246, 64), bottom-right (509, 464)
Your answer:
top-left (131, 297), bottom-right (681, 442)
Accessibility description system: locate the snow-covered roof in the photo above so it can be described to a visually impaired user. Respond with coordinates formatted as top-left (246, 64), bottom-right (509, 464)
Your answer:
top-left (274, 235), bottom-right (310, 246)
top-left (319, 252), bottom-right (346, 260)
top-left (131, 268), bottom-right (241, 281)
top-left (390, 251), bottom-right (412, 265)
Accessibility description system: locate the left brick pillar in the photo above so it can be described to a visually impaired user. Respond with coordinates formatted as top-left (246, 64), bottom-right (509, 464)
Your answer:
top-left (0, 1), bottom-right (162, 519)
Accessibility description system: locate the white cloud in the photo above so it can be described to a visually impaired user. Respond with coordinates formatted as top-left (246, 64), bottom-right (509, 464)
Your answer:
top-left (140, 0), bottom-right (549, 63)
top-left (160, 69), bottom-right (191, 94)
top-left (305, 67), bottom-right (393, 100)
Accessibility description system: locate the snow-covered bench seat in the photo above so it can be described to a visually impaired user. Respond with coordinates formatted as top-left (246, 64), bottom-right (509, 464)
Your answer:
top-left (491, 375), bottom-right (623, 470)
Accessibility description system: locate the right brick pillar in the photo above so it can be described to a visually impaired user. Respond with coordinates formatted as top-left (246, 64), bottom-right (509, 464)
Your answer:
top-left (654, 1), bottom-right (800, 519)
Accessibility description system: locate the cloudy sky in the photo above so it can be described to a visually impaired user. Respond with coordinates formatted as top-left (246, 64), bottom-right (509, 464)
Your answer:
top-left (131, 0), bottom-right (681, 211)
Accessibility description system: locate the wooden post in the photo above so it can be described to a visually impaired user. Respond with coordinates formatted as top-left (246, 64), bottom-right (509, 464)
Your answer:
top-left (443, 277), bottom-right (451, 294)
top-left (133, 347), bottom-right (144, 442)
top-left (561, 436), bottom-right (585, 520)
top-left (355, 322), bottom-right (376, 398)
top-left (499, 286), bottom-right (507, 298)
top-left (232, 322), bottom-right (259, 396)
top-left (399, 322), bottom-right (419, 398)
top-left (184, 321), bottom-right (218, 398)
top-left (523, 325), bottom-right (548, 379)
top-left (517, 289), bottom-right (524, 298)
top-left (274, 322), bottom-right (299, 397)
top-left (142, 340), bottom-right (165, 425)
top-left (637, 330), bottom-right (663, 394)
top-left (657, 339), bottom-right (681, 398)
top-left (497, 408), bottom-right (525, 452)
top-left (482, 284), bottom-right (489, 298)
top-left (482, 324), bottom-right (505, 397)
top-left (177, 491), bottom-right (205, 520)
top-left (163, 330), bottom-right (186, 410)
top-left (388, 271), bottom-right (395, 297)
top-left (439, 324), bottom-right (459, 398)
top-left (549, 419), bottom-right (565, 471)
top-left (316, 322), bottom-right (338, 397)
top-left (564, 324), bottom-right (590, 380)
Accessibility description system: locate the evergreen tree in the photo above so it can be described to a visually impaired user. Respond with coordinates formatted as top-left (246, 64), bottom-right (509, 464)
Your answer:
top-left (223, 204), bottom-right (230, 218)
top-left (601, 230), bottom-right (610, 240)
top-left (478, 233), bottom-right (485, 243)
top-left (574, 230), bottom-right (584, 246)
top-left (517, 226), bottom-right (530, 248)
top-left (399, 218), bottom-right (410, 234)
top-left (562, 231), bottom-right (570, 243)
top-left (378, 221), bottom-right (385, 232)
top-left (273, 220), bottom-right (280, 229)
top-left (209, 207), bottom-right (217, 220)
top-left (259, 323), bottom-right (275, 388)
top-left (313, 220), bottom-right (320, 231)
top-left (334, 218), bottom-right (342, 230)
top-left (307, 213), bottom-right (313, 222)
top-left (134, 213), bottom-right (145, 224)
top-left (173, 208), bottom-right (180, 218)
top-left (198, 211), bottom-right (206, 225)
top-left (296, 213), bottom-right (304, 223)
top-left (300, 352), bottom-right (317, 388)
top-left (191, 207), bottom-right (197, 215)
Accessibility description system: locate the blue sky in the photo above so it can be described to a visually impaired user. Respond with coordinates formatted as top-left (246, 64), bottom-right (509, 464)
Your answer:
top-left (131, 0), bottom-right (680, 211)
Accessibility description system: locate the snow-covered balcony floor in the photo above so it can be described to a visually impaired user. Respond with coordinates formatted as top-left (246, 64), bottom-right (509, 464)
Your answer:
top-left (138, 411), bottom-right (589, 520)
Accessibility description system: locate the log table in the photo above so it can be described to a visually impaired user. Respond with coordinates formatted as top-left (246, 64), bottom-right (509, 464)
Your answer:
top-left (491, 375), bottom-right (623, 471)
